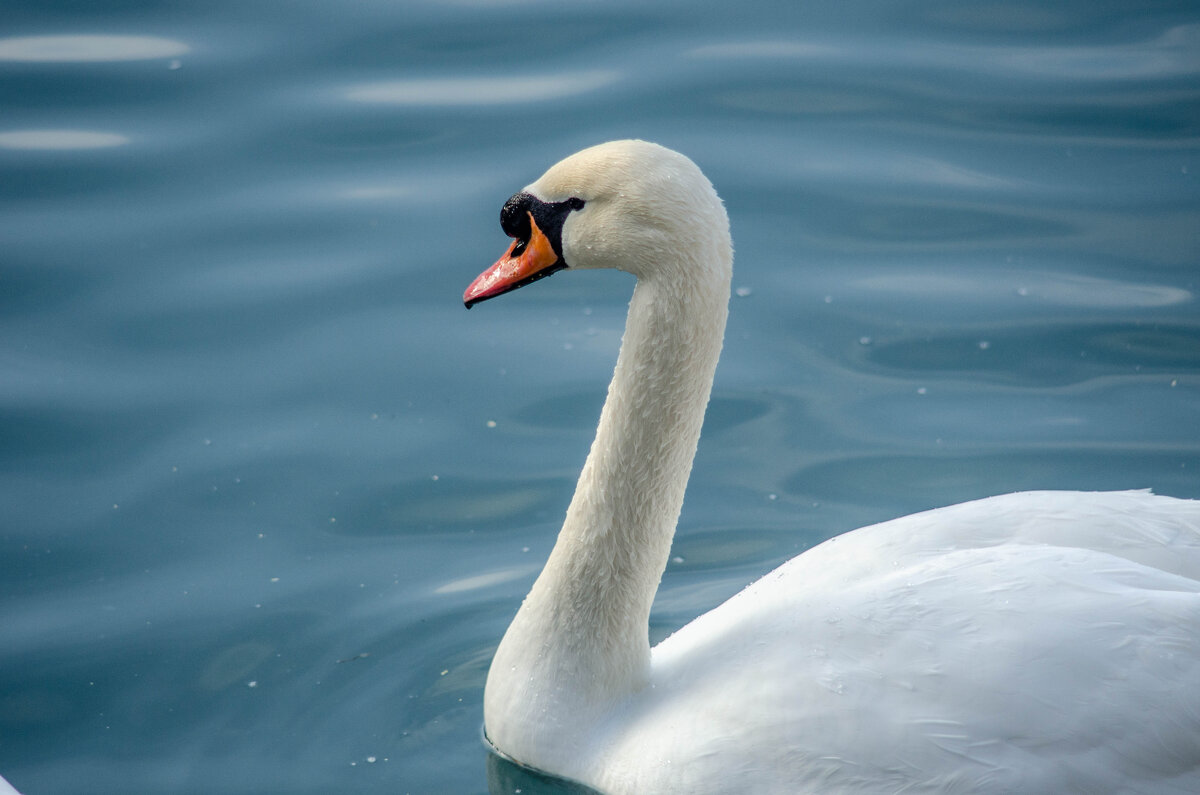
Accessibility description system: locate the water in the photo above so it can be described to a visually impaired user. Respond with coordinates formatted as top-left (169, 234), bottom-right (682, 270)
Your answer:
top-left (1, 1), bottom-right (1197, 792)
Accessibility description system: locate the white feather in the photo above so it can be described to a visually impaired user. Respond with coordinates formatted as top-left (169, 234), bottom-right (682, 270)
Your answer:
top-left (479, 140), bottom-right (1200, 794)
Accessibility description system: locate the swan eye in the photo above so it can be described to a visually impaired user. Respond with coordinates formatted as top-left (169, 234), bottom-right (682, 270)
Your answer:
top-left (567, 197), bottom-right (584, 211)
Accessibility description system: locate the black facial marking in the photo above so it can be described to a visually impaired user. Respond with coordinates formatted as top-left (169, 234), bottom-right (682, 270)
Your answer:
top-left (500, 193), bottom-right (534, 240)
top-left (499, 192), bottom-right (585, 263)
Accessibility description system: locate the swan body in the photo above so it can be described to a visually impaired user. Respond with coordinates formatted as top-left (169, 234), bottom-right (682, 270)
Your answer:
top-left (465, 140), bottom-right (1200, 793)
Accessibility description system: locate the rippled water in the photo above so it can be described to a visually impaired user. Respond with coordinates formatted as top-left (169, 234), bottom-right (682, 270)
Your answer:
top-left (2, 1), bottom-right (1198, 793)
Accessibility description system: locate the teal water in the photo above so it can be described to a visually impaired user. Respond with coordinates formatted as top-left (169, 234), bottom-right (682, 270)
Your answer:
top-left (2, 1), bottom-right (1198, 793)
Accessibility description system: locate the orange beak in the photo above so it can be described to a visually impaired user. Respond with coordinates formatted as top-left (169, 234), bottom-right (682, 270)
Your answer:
top-left (464, 212), bottom-right (563, 308)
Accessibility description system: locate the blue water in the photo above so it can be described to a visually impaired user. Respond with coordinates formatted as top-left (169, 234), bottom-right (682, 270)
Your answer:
top-left (1, 1), bottom-right (1198, 792)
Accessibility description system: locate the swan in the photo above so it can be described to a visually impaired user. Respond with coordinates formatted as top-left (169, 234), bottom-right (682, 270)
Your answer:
top-left (463, 140), bottom-right (1200, 793)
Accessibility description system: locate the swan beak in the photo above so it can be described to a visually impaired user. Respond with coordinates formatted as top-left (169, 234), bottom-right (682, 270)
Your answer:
top-left (464, 213), bottom-right (564, 308)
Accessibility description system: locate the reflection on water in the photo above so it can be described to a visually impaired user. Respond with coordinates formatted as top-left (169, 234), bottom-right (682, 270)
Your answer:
top-left (0, 34), bottom-right (189, 62)
top-left (487, 750), bottom-right (602, 795)
top-left (1, 0), bottom-right (1198, 793)
top-left (346, 71), bottom-right (618, 106)
top-left (0, 129), bottom-right (130, 149)
top-left (691, 24), bottom-right (1200, 81)
top-left (853, 271), bottom-right (1192, 308)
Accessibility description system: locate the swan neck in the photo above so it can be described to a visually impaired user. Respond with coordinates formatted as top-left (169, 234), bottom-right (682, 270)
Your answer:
top-left (486, 267), bottom-right (729, 722)
top-left (541, 272), bottom-right (727, 682)
top-left (564, 276), bottom-right (728, 558)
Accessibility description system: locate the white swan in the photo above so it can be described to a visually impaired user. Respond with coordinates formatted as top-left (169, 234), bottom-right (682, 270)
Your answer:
top-left (464, 140), bottom-right (1200, 794)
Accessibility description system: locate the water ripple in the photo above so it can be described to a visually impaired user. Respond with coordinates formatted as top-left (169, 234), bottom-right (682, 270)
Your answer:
top-left (0, 34), bottom-right (188, 62)
top-left (692, 23), bottom-right (1200, 81)
top-left (344, 69), bottom-right (617, 106)
top-left (855, 271), bottom-right (1193, 308)
top-left (0, 129), bottom-right (129, 150)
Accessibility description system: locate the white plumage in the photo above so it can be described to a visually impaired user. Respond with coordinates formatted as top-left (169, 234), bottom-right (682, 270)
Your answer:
top-left (468, 140), bottom-right (1200, 793)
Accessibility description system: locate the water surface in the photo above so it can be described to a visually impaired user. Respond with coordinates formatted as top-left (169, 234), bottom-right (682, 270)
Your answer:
top-left (1, 1), bottom-right (1198, 792)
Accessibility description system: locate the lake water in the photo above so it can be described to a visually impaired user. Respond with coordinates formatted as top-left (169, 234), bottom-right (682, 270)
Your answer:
top-left (1, 1), bottom-right (1198, 793)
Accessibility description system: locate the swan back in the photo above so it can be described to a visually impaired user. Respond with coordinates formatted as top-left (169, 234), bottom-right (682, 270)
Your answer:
top-left (601, 490), bottom-right (1200, 793)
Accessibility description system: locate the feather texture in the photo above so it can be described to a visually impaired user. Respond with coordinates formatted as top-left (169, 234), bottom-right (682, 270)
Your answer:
top-left (476, 141), bottom-right (1200, 794)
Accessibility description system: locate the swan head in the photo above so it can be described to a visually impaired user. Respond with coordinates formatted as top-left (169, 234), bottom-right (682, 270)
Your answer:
top-left (464, 139), bottom-right (730, 307)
